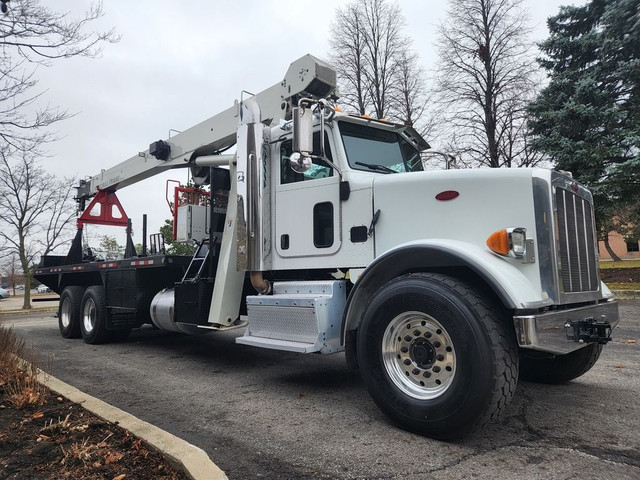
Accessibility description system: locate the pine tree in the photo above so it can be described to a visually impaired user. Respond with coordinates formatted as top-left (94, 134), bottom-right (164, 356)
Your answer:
top-left (528, 0), bottom-right (640, 258)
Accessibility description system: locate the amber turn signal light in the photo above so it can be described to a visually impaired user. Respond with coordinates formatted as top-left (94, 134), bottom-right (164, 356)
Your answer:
top-left (486, 230), bottom-right (510, 256)
top-left (487, 228), bottom-right (528, 258)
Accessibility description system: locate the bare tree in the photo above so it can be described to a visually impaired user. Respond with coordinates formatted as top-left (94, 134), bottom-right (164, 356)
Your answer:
top-left (0, 150), bottom-right (77, 309)
top-left (330, 0), bottom-right (428, 124)
top-left (360, 0), bottom-right (404, 119)
top-left (388, 49), bottom-right (434, 136)
top-left (0, 253), bottom-right (22, 295)
top-left (329, 2), bottom-right (369, 115)
top-left (432, 0), bottom-right (542, 168)
top-left (0, 0), bottom-right (117, 151)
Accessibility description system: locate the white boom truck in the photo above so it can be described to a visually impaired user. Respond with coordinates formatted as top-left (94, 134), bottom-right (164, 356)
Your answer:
top-left (35, 55), bottom-right (619, 439)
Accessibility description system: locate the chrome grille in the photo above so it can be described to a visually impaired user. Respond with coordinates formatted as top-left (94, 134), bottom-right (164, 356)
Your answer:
top-left (555, 188), bottom-right (599, 293)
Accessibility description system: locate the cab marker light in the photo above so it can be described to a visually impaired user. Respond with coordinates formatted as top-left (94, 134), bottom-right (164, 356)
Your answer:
top-left (487, 227), bottom-right (527, 258)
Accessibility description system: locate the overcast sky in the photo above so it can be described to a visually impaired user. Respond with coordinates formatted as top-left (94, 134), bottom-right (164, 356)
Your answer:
top-left (34, 0), bottom-right (581, 249)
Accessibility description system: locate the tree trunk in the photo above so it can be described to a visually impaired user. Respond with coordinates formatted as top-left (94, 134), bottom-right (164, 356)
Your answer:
top-left (19, 242), bottom-right (32, 310)
top-left (603, 234), bottom-right (622, 262)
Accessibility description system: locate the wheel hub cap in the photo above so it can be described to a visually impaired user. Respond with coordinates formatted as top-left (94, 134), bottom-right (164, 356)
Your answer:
top-left (83, 299), bottom-right (96, 333)
top-left (410, 339), bottom-right (435, 369)
top-left (382, 311), bottom-right (457, 400)
top-left (60, 298), bottom-right (71, 329)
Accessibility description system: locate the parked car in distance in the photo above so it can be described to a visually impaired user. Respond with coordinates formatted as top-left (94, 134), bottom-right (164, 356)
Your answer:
top-left (15, 284), bottom-right (25, 290)
top-left (37, 284), bottom-right (51, 293)
top-left (0, 287), bottom-right (10, 299)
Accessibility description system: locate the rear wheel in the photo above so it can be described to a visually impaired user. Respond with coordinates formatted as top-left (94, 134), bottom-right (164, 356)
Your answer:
top-left (80, 286), bottom-right (111, 344)
top-left (357, 273), bottom-right (518, 439)
top-left (58, 286), bottom-right (85, 339)
top-left (519, 344), bottom-right (603, 384)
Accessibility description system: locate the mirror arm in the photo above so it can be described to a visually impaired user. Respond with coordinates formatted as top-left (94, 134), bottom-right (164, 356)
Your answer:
top-left (309, 154), bottom-right (342, 179)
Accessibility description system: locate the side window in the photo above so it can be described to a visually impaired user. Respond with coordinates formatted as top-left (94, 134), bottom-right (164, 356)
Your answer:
top-left (280, 132), bottom-right (333, 184)
top-left (313, 202), bottom-right (334, 248)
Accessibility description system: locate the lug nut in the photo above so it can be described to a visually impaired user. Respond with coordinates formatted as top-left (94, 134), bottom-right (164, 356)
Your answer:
top-left (401, 346), bottom-right (408, 353)
top-left (412, 368), bottom-right (420, 375)
top-left (403, 359), bottom-right (411, 366)
top-left (423, 371), bottom-right (431, 378)
top-left (424, 332), bottom-right (432, 339)
top-left (404, 335), bottom-right (412, 342)
top-left (433, 341), bottom-right (441, 348)
top-left (436, 354), bottom-right (445, 361)
top-left (433, 366), bottom-right (441, 373)
top-left (413, 330), bottom-right (421, 336)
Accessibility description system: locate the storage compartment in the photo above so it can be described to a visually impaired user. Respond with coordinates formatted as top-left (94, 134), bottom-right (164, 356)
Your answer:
top-left (237, 280), bottom-right (346, 353)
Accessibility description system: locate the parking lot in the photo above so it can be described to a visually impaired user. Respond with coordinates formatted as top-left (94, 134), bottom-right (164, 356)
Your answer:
top-left (0, 290), bottom-right (57, 312)
top-left (1, 301), bottom-right (639, 479)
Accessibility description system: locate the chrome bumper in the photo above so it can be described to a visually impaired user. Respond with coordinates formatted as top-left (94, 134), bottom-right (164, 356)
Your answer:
top-left (513, 300), bottom-right (619, 354)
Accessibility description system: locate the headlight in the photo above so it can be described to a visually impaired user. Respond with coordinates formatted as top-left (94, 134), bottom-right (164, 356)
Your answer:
top-left (487, 227), bottom-right (528, 259)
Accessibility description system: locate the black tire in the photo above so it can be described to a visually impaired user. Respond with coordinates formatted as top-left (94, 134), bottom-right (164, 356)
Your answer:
top-left (357, 273), bottom-right (518, 439)
top-left (80, 286), bottom-right (111, 344)
top-left (58, 286), bottom-right (85, 339)
top-left (519, 343), bottom-right (603, 384)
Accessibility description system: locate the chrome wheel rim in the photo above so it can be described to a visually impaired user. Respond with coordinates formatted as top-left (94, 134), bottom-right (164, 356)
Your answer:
top-left (82, 298), bottom-right (96, 334)
top-left (60, 297), bottom-right (71, 329)
top-left (382, 311), bottom-right (456, 400)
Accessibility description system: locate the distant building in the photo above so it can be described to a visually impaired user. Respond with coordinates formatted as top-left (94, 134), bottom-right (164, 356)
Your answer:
top-left (599, 231), bottom-right (640, 260)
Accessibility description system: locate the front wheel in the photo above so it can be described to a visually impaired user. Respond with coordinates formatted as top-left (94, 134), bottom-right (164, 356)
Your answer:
top-left (519, 344), bottom-right (603, 384)
top-left (357, 273), bottom-right (518, 439)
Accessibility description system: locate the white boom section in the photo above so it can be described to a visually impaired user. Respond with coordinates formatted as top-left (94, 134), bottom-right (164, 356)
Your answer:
top-left (76, 54), bottom-right (337, 199)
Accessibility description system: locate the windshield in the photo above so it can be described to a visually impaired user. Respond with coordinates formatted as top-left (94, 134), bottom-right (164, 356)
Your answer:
top-left (339, 121), bottom-right (423, 173)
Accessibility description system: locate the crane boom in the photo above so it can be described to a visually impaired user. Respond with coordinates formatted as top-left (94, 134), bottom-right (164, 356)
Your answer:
top-left (76, 54), bottom-right (337, 201)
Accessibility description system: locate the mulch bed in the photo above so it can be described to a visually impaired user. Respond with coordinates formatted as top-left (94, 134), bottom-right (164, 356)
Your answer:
top-left (600, 267), bottom-right (640, 284)
top-left (0, 383), bottom-right (188, 480)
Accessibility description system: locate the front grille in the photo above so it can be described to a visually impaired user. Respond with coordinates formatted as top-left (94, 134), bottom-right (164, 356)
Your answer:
top-left (555, 188), bottom-right (599, 293)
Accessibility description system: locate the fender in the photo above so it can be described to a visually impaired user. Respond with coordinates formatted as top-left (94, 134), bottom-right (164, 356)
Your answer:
top-left (342, 239), bottom-right (551, 344)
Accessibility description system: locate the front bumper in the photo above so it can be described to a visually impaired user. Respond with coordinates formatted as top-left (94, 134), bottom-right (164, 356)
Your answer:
top-left (513, 300), bottom-right (619, 354)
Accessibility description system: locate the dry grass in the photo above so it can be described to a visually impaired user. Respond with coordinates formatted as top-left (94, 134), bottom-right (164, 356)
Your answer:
top-left (61, 438), bottom-right (97, 466)
top-left (600, 259), bottom-right (640, 269)
top-left (0, 325), bottom-right (49, 408)
top-left (60, 433), bottom-right (113, 467)
top-left (606, 282), bottom-right (640, 290)
top-left (40, 414), bottom-right (89, 439)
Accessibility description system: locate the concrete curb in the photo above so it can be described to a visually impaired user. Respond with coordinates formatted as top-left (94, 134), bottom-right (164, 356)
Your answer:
top-left (38, 371), bottom-right (228, 480)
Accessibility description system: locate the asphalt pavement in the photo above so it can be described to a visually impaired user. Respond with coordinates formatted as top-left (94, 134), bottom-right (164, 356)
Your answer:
top-left (1, 302), bottom-right (639, 479)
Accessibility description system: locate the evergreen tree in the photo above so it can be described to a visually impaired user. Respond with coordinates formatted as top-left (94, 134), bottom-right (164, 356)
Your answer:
top-left (528, 0), bottom-right (640, 258)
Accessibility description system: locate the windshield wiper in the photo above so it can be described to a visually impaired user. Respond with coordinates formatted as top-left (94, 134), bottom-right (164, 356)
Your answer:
top-left (355, 161), bottom-right (397, 174)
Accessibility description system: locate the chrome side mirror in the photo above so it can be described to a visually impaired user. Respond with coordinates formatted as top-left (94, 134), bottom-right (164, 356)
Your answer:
top-left (290, 152), bottom-right (312, 173)
top-left (292, 106), bottom-right (313, 153)
top-left (291, 106), bottom-right (313, 173)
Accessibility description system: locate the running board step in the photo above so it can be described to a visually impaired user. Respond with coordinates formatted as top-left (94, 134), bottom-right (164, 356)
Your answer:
top-left (235, 336), bottom-right (317, 353)
top-left (236, 280), bottom-right (346, 354)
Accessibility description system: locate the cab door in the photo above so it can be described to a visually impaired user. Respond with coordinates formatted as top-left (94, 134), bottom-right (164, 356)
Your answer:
top-left (275, 132), bottom-right (341, 258)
